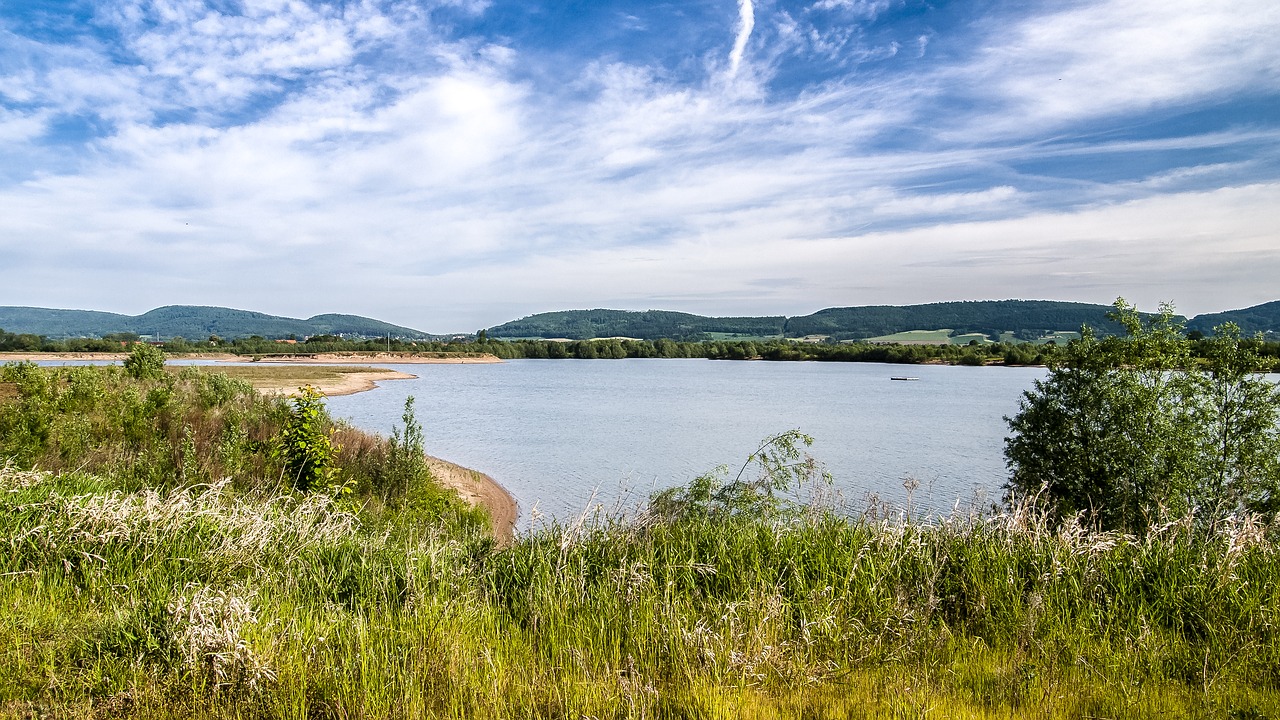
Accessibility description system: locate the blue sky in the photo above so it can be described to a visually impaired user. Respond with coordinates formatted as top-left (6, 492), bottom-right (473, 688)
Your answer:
top-left (1, 0), bottom-right (1277, 332)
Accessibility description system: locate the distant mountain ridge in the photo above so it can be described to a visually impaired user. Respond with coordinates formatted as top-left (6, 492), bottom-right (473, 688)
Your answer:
top-left (488, 300), bottom-right (1280, 342)
top-left (6, 299), bottom-right (1277, 344)
top-left (0, 305), bottom-right (432, 340)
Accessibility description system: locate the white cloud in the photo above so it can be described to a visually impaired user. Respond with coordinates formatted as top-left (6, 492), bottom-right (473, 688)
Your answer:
top-left (958, 0), bottom-right (1280, 134)
top-left (728, 0), bottom-right (755, 79)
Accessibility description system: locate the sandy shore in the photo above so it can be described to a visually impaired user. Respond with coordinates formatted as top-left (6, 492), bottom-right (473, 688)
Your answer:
top-left (0, 352), bottom-right (135, 362)
top-left (244, 352), bottom-right (502, 364)
top-left (0, 351), bottom-right (501, 364)
top-left (250, 368), bottom-right (418, 397)
top-left (425, 455), bottom-right (517, 546)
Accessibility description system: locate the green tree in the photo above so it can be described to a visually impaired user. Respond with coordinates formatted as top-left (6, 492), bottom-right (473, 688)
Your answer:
top-left (276, 386), bottom-right (340, 493)
top-left (1192, 323), bottom-right (1280, 518)
top-left (123, 342), bottom-right (167, 380)
top-left (383, 396), bottom-right (427, 500)
top-left (1004, 299), bottom-right (1279, 532)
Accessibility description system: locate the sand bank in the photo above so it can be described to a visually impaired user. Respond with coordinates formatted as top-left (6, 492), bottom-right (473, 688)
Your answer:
top-left (425, 455), bottom-right (517, 546)
top-left (241, 352), bottom-right (501, 364)
top-left (248, 367), bottom-right (417, 397)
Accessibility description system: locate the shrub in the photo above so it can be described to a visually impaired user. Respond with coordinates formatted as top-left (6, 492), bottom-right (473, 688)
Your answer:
top-left (124, 343), bottom-right (167, 380)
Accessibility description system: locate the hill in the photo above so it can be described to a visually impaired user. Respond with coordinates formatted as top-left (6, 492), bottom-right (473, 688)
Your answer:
top-left (782, 300), bottom-right (1134, 341)
top-left (0, 305), bottom-right (431, 340)
top-left (487, 309), bottom-right (786, 340)
top-left (1185, 301), bottom-right (1280, 337)
top-left (489, 301), bottom-right (1137, 342)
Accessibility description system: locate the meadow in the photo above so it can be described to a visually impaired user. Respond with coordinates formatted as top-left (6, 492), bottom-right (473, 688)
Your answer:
top-left (2, 359), bottom-right (1279, 718)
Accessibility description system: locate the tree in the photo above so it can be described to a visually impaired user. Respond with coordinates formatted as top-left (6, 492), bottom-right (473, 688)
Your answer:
top-left (1192, 323), bottom-right (1280, 518)
top-left (276, 386), bottom-right (340, 493)
top-left (1004, 299), bottom-right (1280, 532)
top-left (123, 342), bottom-right (167, 380)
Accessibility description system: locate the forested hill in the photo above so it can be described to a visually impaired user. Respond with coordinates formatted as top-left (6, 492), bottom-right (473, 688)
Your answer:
top-left (1186, 301), bottom-right (1280, 336)
top-left (487, 301), bottom-right (1134, 341)
top-left (0, 305), bottom-right (431, 340)
top-left (781, 301), bottom-right (1130, 341)
top-left (485, 309), bottom-right (788, 340)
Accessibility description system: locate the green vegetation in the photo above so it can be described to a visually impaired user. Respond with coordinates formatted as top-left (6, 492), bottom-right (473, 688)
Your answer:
top-left (488, 309), bottom-right (788, 341)
top-left (275, 386), bottom-right (343, 493)
top-left (1006, 300), bottom-right (1280, 532)
top-left (4, 337), bottom-right (1280, 717)
top-left (864, 329), bottom-right (958, 344)
top-left (1187, 299), bottom-right (1280, 339)
top-left (123, 342), bottom-right (166, 380)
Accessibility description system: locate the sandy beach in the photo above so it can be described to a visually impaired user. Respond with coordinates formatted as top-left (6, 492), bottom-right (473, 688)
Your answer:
top-left (0, 351), bottom-right (501, 364)
top-left (244, 352), bottom-right (502, 364)
top-left (243, 367), bottom-right (418, 397)
top-left (425, 455), bottom-right (518, 546)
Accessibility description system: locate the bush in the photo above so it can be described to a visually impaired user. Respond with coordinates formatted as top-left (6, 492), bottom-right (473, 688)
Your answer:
top-left (1004, 299), bottom-right (1280, 532)
top-left (275, 386), bottom-right (340, 493)
top-left (123, 343), bottom-right (167, 380)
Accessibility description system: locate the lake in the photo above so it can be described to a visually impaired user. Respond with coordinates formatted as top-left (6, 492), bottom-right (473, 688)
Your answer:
top-left (324, 359), bottom-right (1048, 525)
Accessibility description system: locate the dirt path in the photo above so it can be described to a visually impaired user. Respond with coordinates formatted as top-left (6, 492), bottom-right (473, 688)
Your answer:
top-left (425, 455), bottom-right (517, 546)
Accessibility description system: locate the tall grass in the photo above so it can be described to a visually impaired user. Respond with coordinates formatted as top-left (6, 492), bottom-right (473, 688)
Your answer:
top-left (3, 460), bottom-right (1279, 718)
top-left (3, 363), bottom-right (1280, 718)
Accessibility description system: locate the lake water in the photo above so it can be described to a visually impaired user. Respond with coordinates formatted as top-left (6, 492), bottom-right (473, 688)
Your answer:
top-left (324, 360), bottom-right (1048, 524)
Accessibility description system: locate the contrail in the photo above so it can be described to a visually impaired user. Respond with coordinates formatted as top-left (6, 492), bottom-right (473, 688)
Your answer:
top-left (728, 0), bottom-right (754, 79)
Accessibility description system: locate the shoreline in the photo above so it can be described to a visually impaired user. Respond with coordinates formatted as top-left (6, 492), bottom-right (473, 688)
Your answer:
top-left (424, 454), bottom-right (517, 546)
top-left (253, 368), bottom-right (418, 397)
top-left (0, 351), bottom-right (503, 365)
top-left (234, 352), bottom-right (502, 364)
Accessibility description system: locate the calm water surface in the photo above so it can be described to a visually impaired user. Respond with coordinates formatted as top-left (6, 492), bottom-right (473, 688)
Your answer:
top-left (325, 360), bottom-right (1047, 524)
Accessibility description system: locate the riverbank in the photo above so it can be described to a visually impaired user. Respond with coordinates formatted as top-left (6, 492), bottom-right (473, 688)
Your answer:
top-left (425, 455), bottom-right (517, 546)
top-left (240, 352), bottom-right (502, 364)
top-left (230, 366), bottom-right (417, 397)
top-left (0, 351), bottom-right (502, 364)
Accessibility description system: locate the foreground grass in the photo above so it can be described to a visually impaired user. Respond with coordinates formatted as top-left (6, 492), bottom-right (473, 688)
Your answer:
top-left (2, 461), bottom-right (1278, 719)
top-left (3, 361), bottom-right (1280, 718)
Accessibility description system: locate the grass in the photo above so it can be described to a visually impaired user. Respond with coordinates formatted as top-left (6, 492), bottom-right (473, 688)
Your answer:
top-left (865, 329), bottom-right (956, 345)
top-left (3, 464), bottom-right (1279, 718)
top-left (949, 333), bottom-right (994, 345)
top-left (3, 362), bottom-right (1280, 718)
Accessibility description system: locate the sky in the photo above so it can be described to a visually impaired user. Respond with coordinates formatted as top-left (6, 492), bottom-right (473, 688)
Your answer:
top-left (1, 0), bottom-right (1278, 333)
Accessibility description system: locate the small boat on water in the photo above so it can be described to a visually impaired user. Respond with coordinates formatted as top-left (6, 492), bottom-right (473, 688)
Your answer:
top-left (890, 376), bottom-right (920, 381)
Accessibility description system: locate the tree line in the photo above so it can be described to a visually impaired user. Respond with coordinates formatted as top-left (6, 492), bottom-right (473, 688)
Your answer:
top-left (6, 325), bottom-right (1280, 371)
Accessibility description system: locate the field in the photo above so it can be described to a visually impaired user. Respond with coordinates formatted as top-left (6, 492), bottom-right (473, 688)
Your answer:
top-left (864, 329), bottom-right (957, 345)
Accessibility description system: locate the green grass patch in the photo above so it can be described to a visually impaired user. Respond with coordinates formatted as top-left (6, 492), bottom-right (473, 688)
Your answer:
top-left (865, 329), bottom-right (955, 344)
top-left (949, 332), bottom-right (993, 345)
